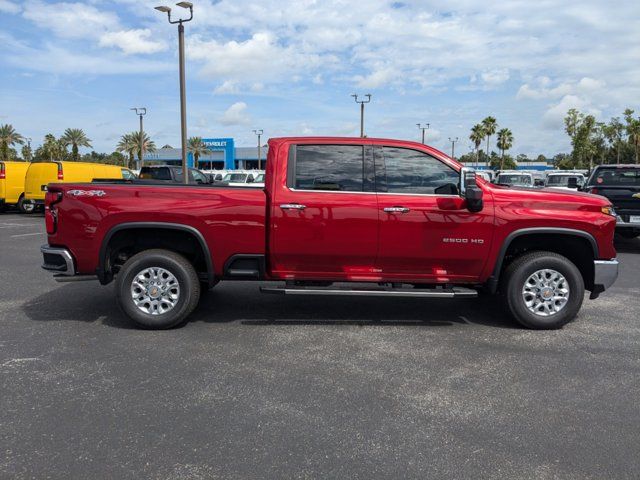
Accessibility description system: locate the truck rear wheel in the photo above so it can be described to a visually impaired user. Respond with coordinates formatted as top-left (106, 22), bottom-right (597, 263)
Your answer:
top-left (18, 195), bottom-right (35, 214)
top-left (501, 251), bottom-right (584, 330)
top-left (115, 249), bottom-right (200, 329)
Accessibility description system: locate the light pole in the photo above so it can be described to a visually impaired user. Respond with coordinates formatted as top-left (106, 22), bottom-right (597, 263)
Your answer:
top-left (155, 2), bottom-right (193, 184)
top-left (416, 123), bottom-right (430, 144)
top-left (253, 129), bottom-right (264, 170)
top-left (448, 137), bottom-right (459, 160)
top-left (351, 94), bottom-right (371, 137)
top-left (130, 107), bottom-right (146, 169)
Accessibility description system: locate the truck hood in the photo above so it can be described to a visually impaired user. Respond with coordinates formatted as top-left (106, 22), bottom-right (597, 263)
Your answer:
top-left (489, 184), bottom-right (610, 206)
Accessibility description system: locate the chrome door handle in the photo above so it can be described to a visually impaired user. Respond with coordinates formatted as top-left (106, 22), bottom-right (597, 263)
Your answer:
top-left (383, 206), bottom-right (410, 213)
top-left (280, 203), bottom-right (306, 210)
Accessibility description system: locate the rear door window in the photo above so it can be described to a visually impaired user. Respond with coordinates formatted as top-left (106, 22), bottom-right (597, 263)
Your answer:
top-left (292, 145), bottom-right (364, 192)
top-left (591, 168), bottom-right (640, 186)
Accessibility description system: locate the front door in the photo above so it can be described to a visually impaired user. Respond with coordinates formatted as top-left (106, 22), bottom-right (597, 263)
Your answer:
top-left (270, 143), bottom-right (380, 280)
top-left (374, 145), bottom-right (493, 283)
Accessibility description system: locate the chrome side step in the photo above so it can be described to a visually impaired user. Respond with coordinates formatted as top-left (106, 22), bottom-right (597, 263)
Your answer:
top-left (260, 286), bottom-right (477, 298)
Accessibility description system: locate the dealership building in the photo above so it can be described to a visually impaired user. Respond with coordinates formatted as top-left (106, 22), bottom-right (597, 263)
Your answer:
top-left (143, 138), bottom-right (268, 170)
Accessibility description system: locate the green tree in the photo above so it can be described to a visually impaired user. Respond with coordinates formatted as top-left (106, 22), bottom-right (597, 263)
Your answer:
top-left (496, 128), bottom-right (514, 170)
top-left (624, 109), bottom-right (640, 164)
top-left (469, 124), bottom-right (485, 167)
top-left (187, 136), bottom-right (209, 169)
top-left (21, 144), bottom-right (32, 162)
top-left (0, 124), bottom-right (25, 161)
top-left (130, 131), bottom-right (157, 167)
top-left (481, 116), bottom-right (498, 161)
top-left (39, 134), bottom-right (67, 162)
top-left (116, 133), bottom-right (138, 169)
top-left (61, 128), bottom-right (92, 161)
top-left (603, 117), bottom-right (625, 164)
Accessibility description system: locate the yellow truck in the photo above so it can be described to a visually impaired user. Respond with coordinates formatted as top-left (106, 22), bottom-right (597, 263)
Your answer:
top-left (0, 161), bottom-right (33, 213)
top-left (24, 161), bottom-right (135, 209)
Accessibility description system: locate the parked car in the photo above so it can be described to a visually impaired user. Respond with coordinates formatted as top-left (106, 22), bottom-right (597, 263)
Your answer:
top-left (0, 161), bottom-right (33, 213)
top-left (495, 171), bottom-right (534, 187)
top-left (476, 171), bottom-right (493, 182)
top-left (220, 171), bottom-right (257, 186)
top-left (24, 162), bottom-right (134, 209)
top-left (138, 166), bottom-right (212, 184)
top-left (583, 164), bottom-right (640, 239)
top-left (40, 136), bottom-right (618, 331)
top-left (544, 172), bottom-right (585, 191)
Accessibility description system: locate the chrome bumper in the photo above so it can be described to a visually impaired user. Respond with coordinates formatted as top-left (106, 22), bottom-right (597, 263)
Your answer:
top-left (591, 259), bottom-right (619, 298)
top-left (41, 245), bottom-right (75, 276)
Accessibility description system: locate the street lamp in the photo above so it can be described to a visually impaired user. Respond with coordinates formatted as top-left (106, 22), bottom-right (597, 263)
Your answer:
top-left (130, 107), bottom-right (146, 169)
top-left (155, 1), bottom-right (193, 184)
top-left (253, 129), bottom-right (264, 170)
top-left (416, 123), bottom-right (430, 144)
top-left (448, 137), bottom-right (459, 160)
top-left (351, 94), bottom-right (372, 138)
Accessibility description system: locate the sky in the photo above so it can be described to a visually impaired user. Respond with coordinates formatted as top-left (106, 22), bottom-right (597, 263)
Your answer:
top-left (1, 0), bottom-right (639, 157)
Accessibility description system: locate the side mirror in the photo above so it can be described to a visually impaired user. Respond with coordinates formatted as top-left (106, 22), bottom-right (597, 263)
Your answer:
top-left (567, 177), bottom-right (578, 189)
top-left (459, 167), bottom-right (484, 213)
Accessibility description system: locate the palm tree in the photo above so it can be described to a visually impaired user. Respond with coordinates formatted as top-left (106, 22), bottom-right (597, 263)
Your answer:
top-left (469, 124), bottom-right (485, 168)
top-left (496, 128), bottom-right (514, 170)
top-left (129, 131), bottom-right (157, 167)
top-left (61, 128), bottom-right (92, 161)
top-left (188, 137), bottom-right (209, 169)
top-left (481, 116), bottom-right (498, 165)
top-left (624, 109), bottom-right (640, 164)
top-left (0, 124), bottom-right (25, 161)
top-left (42, 134), bottom-right (67, 162)
top-left (116, 133), bottom-right (138, 169)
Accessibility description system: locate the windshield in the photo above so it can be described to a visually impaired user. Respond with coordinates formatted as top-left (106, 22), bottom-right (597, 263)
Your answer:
top-left (139, 168), bottom-right (171, 180)
top-left (498, 174), bottom-right (532, 185)
top-left (254, 173), bottom-right (265, 182)
top-left (223, 173), bottom-right (248, 182)
top-left (590, 168), bottom-right (640, 186)
top-left (546, 175), bottom-right (582, 186)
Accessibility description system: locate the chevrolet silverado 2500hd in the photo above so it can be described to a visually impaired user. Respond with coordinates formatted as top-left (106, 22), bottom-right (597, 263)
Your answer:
top-left (40, 137), bottom-right (619, 330)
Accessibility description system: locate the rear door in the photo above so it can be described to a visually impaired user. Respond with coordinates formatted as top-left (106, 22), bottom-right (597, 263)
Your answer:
top-left (587, 167), bottom-right (640, 221)
top-left (25, 162), bottom-right (57, 201)
top-left (269, 142), bottom-right (379, 280)
top-left (374, 145), bottom-right (493, 282)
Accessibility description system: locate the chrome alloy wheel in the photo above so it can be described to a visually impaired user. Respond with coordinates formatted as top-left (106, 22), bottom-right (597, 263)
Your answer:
top-left (522, 269), bottom-right (570, 317)
top-left (131, 267), bottom-right (180, 315)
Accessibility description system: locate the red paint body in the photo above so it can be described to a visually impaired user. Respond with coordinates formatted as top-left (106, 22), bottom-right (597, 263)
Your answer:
top-left (45, 137), bottom-right (617, 285)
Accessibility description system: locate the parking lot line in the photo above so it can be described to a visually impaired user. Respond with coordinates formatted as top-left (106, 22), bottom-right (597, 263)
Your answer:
top-left (10, 232), bottom-right (45, 238)
top-left (0, 223), bottom-right (41, 229)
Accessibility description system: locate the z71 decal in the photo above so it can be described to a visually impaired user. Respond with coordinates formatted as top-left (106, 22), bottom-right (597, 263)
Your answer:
top-left (66, 190), bottom-right (106, 197)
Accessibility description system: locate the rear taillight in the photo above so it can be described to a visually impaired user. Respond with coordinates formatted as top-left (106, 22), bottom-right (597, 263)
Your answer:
top-left (589, 187), bottom-right (598, 195)
top-left (0, 163), bottom-right (5, 180)
top-left (45, 190), bottom-right (63, 235)
top-left (57, 163), bottom-right (63, 181)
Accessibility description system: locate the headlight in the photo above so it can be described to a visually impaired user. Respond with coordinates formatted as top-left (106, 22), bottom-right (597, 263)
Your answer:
top-left (601, 206), bottom-right (616, 217)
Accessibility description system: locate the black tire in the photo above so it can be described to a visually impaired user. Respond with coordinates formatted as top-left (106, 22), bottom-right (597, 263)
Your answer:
top-left (501, 251), bottom-right (584, 330)
top-left (115, 249), bottom-right (200, 329)
top-left (17, 195), bottom-right (35, 214)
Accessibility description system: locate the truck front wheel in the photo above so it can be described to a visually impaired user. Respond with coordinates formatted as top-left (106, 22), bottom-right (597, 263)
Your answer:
top-left (115, 249), bottom-right (201, 329)
top-left (501, 251), bottom-right (584, 330)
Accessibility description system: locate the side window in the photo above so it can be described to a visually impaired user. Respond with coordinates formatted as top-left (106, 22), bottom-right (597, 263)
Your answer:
top-left (191, 169), bottom-right (207, 183)
top-left (121, 169), bottom-right (134, 180)
top-left (380, 147), bottom-right (459, 195)
top-left (294, 145), bottom-right (364, 192)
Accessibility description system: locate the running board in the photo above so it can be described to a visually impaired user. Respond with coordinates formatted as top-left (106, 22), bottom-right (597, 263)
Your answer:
top-left (260, 286), bottom-right (477, 298)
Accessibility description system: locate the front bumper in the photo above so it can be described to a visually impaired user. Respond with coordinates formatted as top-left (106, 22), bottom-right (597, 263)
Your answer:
top-left (591, 258), bottom-right (619, 299)
top-left (41, 245), bottom-right (75, 276)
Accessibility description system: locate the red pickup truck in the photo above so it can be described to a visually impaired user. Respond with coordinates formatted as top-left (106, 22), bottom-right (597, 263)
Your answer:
top-left (41, 137), bottom-right (619, 330)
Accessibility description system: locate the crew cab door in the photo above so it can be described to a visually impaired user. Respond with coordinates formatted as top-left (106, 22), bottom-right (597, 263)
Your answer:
top-left (374, 145), bottom-right (493, 282)
top-left (269, 143), bottom-right (379, 280)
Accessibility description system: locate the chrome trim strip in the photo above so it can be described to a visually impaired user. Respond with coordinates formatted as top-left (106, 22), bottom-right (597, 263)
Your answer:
top-left (41, 245), bottom-right (75, 276)
top-left (288, 187), bottom-right (460, 198)
top-left (260, 287), bottom-right (477, 298)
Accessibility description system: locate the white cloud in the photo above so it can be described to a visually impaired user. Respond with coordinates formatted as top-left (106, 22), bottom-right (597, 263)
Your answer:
top-left (0, 0), bottom-right (20, 14)
top-left (480, 69), bottom-right (510, 86)
top-left (543, 95), bottom-right (602, 129)
top-left (219, 102), bottom-right (250, 126)
top-left (23, 1), bottom-right (119, 39)
top-left (99, 29), bottom-right (167, 55)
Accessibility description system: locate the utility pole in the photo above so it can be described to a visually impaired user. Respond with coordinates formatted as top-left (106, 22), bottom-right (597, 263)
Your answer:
top-left (352, 94), bottom-right (372, 137)
top-left (130, 108), bottom-right (146, 169)
top-left (416, 123), bottom-right (430, 144)
top-left (448, 137), bottom-right (459, 160)
top-left (155, 2), bottom-right (193, 184)
top-left (253, 129), bottom-right (264, 170)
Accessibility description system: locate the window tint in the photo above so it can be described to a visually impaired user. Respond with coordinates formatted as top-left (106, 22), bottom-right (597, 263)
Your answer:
top-left (381, 147), bottom-right (459, 194)
top-left (140, 167), bottom-right (171, 180)
top-left (590, 168), bottom-right (640, 186)
top-left (294, 145), bottom-right (364, 191)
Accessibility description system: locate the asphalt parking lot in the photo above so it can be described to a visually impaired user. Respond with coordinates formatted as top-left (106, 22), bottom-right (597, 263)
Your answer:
top-left (1, 212), bottom-right (639, 480)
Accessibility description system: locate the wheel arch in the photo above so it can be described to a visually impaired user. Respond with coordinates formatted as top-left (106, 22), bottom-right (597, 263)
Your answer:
top-left (97, 222), bottom-right (215, 287)
top-left (487, 228), bottom-right (598, 294)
